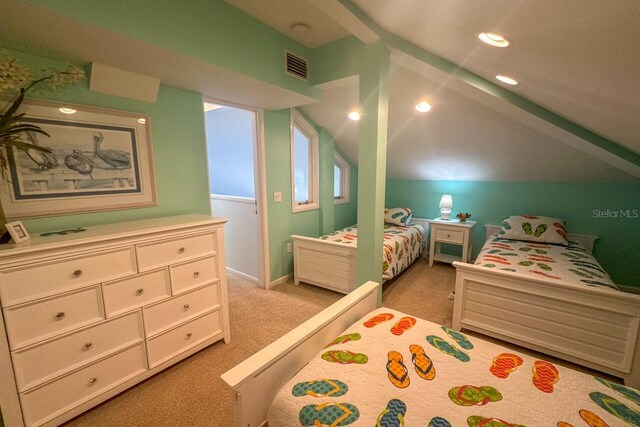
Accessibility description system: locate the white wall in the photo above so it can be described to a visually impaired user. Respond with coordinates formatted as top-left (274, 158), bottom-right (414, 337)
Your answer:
top-left (211, 195), bottom-right (259, 283)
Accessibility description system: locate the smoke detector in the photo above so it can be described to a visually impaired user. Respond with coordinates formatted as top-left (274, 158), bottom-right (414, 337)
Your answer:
top-left (291, 23), bottom-right (310, 34)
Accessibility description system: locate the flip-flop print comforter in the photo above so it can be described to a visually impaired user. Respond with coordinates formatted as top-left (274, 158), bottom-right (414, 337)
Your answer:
top-left (267, 308), bottom-right (639, 427)
top-left (475, 235), bottom-right (618, 290)
top-left (319, 223), bottom-right (424, 281)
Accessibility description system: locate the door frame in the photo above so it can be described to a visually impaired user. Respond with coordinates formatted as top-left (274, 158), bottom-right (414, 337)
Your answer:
top-left (202, 97), bottom-right (270, 289)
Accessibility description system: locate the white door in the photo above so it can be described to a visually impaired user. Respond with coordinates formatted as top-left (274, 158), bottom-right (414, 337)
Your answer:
top-left (204, 101), bottom-right (266, 286)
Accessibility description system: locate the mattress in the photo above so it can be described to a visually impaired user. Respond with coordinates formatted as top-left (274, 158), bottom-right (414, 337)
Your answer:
top-left (319, 223), bottom-right (424, 280)
top-left (267, 307), bottom-right (639, 427)
top-left (475, 235), bottom-right (618, 290)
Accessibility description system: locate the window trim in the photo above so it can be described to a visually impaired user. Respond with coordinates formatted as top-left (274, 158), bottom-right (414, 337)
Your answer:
top-left (333, 152), bottom-right (350, 205)
top-left (290, 109), bottom-right (319, 213)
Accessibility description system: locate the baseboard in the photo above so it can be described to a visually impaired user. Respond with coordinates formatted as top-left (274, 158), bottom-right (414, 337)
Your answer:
top-left (226, 267), bottom-right (259, 284)
top-left (618, 284), bottom-right (640, 294)
top-left (270, 273), bottom-right (292, 289)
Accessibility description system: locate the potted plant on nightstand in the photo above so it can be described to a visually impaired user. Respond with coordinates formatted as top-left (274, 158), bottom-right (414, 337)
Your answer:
top-left (456, 212), bottom-right (471, 223)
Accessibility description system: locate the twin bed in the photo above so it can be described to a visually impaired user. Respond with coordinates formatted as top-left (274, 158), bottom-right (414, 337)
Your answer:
top-left (222, 215), bottom-right (640, 427)
top-left (291, 218), bottom-right (428, 294)
top-left (453, 223), bottom-right (640, 388)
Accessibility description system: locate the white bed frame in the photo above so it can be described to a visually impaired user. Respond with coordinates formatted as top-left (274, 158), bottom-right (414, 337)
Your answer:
top-left (221, 281), bottom-right (380, 427)
top-left (453, 225), bottom-right (640, 387)
top-left (291, 218), bottom-right (429, 294)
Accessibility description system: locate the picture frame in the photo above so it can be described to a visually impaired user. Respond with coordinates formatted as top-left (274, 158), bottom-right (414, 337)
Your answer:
top-left (5, 221), bottom-right (30, 243)
top-left (0, 99), bottom-right (157, 219)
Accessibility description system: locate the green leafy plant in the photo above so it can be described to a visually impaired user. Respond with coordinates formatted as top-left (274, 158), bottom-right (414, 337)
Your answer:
top-left (0, 55), bottom-right (85, 179)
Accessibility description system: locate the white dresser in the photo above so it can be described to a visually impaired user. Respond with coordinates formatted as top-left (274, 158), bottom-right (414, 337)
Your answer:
top-left (0, 215), bottom-right (230, 427)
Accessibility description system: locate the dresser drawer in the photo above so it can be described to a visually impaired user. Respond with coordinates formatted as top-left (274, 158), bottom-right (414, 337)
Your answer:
top-left (435, 227), bottom-right (465, 244)
top-left (143, 284), bottom-right (219, 337)
top-left (4, 286), bottom-right (104, 350)
top-left (12, 311), bottom-right (144, 392)
top-left (136, 233), bottom-right (216, 272)
top-left (102, 269), bottom-right (171, 317)
top-left (170, 256), bottom-right (218, 295)
top-left (20, 343), bottom-right (147, 427)
top-left (0, 248), bottom-right (136, 308)
top-left (146, 310), bottom-right (222, 368)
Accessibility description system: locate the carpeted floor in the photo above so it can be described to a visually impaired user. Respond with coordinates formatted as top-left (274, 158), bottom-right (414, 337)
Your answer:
top-left (64, 258), bottom-right (616, 426)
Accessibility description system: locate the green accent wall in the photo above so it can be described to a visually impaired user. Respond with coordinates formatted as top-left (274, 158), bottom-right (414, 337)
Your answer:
top-left (2, 48), bottom-right (211, 233)
top-left (265, 109), bottom-right (358, 281)
top-left (386, 179), bottom-right (640, 287)
top-left (19, 0), bottom-right (319, 99)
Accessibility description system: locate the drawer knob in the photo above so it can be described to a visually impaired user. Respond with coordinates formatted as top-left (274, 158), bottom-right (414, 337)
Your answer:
top-left (84, 342), bottom-right (93, 350)
top-left (186, 332), bottom-right (192, 339)
top-left (89, 377), bottom-right (97, 384)
top-left (183, 304), bottom-right (190, 310)
top-left (136, 288), bottom-right (144, 295)
top-left (193, 271), bottom-right (200, 278)
top-left (178, 247), bottom-right (185, 254)
top-left (55, 311), bottom-right (66, 320)
top-left (72, 269), bottom-right (82, 277)
top-left (447, 234), bottom-right (450, 238)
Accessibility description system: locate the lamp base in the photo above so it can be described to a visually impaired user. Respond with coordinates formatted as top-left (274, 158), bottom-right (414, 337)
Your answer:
top-left (440, 208), bottom-right (452, 220)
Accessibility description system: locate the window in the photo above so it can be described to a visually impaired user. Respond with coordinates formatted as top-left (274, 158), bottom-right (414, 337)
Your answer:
top-left (333, 152), bottom-right (350, 204)
top-left (290, 110), bottom-right (319, 212)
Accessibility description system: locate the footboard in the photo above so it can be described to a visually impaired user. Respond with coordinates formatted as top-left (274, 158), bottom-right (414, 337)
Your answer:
top-left (292, 235), bottom-right (357, 294)
top-left (452, 261), bottom-right (640, 387)
top-left (221, 281), bottom-right (380, 427)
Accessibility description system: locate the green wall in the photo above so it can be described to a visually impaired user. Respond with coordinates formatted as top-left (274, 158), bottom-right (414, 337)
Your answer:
top-left (2, 48), bottom-right (211, 233)
top-left (18, 0), bottom-right (319, 99)
top-left (264, 109), bottom-right (358, 281)
top-left (386, 179), bottom-right (640, 287)
top-left (334, 152), bottom-right (358, 230)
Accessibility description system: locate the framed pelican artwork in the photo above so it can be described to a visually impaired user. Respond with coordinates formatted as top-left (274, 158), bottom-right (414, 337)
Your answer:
top-left (0, 99), bottom-right (157, 219)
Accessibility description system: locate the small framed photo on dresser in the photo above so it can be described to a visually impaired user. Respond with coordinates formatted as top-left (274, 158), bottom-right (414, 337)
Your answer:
top-left (5, 221), bottom-right (31, 243)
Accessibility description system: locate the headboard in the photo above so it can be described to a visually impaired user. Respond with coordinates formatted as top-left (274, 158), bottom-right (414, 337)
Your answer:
top-left (484, 224), bottom-right (599, 254)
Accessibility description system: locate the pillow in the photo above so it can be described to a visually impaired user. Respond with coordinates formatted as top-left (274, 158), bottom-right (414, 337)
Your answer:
top-left (384, 207), bottom-right (413, 226)
top-left (499, 215), bottom-right (569, 245)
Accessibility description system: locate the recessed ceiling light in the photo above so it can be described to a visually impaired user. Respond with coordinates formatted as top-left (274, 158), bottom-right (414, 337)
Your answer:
top-left (496, 75), bottom-right (518, 85)
top-left (138, 118), bottom-right (146, 124)
top-left (478, 32), bottom-right (510, 48)
top-left (59, 107), bottom-right (77, 114)
top-left (347, 111), bottom-right (360, 121)
top-left (415, 101), bottom-right (432, 113)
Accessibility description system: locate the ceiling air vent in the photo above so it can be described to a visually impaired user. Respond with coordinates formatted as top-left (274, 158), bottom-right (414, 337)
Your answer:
top-left (284, 50), bottom-right (308, 81)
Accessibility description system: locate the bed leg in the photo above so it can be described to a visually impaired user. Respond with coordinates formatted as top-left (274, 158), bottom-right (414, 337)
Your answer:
top-left (451, 273), bottom-right (464, 330)
top-left (622, 371), bottom-right (640, 389)
top-left (294, 277), bottom-right (300, 285)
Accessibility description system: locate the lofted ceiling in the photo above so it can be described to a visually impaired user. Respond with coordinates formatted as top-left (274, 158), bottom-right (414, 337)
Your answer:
top-left (302, 53), bottom-right (637, 182)
top-left (351, 0), bottom-right (640, 156)
top-left (253, 0), bottom-right (640, 181)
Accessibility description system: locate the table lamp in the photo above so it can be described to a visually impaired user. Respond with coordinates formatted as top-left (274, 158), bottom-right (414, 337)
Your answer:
top-left (439, 194), bottom-right (453, 220)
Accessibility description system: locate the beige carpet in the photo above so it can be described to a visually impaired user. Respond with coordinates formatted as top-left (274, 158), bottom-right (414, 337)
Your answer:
top-left (65, 259), bottom-right (616, 426)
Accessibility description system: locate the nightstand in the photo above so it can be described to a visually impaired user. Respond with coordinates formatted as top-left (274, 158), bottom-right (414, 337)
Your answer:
top-left (429, 218), bottom-right (477, 267)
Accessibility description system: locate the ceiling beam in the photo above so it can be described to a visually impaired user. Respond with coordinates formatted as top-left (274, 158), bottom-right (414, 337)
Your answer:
top-left (334, 0), bottom-right (640, 175)
top-left (307, 0), bottom-right (378, 45)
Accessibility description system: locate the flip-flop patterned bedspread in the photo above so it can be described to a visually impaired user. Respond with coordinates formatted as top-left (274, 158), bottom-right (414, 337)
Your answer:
top-left (475, 235), bottom-right (618, 290)
top-left (267, 308), bottom-right (639, 427)
top-left (319, 224), bottom-right (424, 280)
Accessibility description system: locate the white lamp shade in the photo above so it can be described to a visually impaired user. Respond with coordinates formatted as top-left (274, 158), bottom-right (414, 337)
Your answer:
top-left (439, 195), bottom-right (453, 209)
